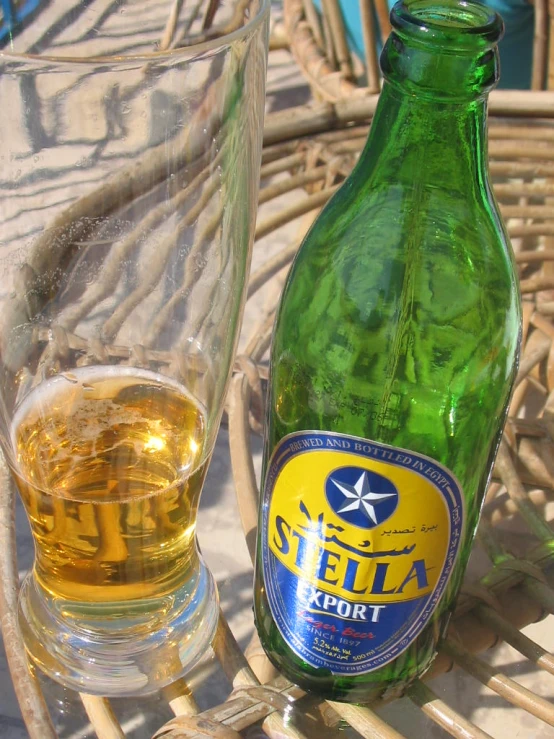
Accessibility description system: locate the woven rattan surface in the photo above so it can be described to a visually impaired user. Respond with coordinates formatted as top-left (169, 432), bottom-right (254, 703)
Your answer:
top-left (283, 0), bottom-right (554, 99)
top-left (1, 92), bottom-right (554, 736)
top-left (1, 2), bottom-right (554, 736)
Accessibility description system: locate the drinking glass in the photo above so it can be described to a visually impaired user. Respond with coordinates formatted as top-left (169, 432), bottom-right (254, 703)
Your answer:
top-left (0, 0), bottom-right (269, 696)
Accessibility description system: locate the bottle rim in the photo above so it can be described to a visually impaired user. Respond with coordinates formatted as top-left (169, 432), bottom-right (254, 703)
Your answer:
top-left (391, 0), bottom-right (504, 48)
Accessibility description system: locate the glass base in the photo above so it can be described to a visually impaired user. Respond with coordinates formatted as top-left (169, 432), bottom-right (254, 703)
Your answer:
top-left (18, 562), bottom-right (219, 696)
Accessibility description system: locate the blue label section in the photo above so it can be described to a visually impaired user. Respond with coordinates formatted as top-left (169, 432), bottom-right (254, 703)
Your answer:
top-left (261, 431), bottom-right (464, 675)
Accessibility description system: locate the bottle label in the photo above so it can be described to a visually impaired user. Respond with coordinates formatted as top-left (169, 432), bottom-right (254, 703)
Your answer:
top-left (261, 430), bottom-right (464, 675)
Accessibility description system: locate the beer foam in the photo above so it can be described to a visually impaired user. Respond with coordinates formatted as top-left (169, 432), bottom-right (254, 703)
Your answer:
top-left (10, 365), bottom-right (209, 501)
top-left (12, 365), bottom-right (205, 433)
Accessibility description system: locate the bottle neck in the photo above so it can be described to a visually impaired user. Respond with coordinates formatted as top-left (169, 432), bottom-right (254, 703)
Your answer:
top-left (360, 81), bottom-right (489, 195)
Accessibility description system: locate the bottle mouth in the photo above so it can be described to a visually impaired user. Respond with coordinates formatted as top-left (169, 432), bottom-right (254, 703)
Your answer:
top-left (391, 0), bottom-right (504, 49)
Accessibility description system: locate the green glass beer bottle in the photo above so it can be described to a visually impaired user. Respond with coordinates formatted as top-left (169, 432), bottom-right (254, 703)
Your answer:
top-left (254, 0), bottom-right (521, 702)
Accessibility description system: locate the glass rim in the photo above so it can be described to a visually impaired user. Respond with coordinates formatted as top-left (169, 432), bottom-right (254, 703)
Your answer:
top-left (391, 0), bottom-right (503, 46)
top-left (0, 0), bottom-right (270, 66)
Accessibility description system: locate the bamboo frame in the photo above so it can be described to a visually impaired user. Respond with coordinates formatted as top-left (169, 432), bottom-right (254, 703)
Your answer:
top-left (532, 0), bottom-right (549, 90)
top-left (263, 91), bottom-right (554, 147)
top-left (284, 0), bottom-right (554, 102)
top-left (406, 680), bottom-right (494, 739)
top-left (359, 0), bottom-right (381, 92)
top-left (1, 110), bottom-right (554, 737)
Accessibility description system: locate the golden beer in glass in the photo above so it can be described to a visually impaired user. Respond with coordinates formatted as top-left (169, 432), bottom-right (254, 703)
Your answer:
top-left (0, 0), bottom-right (269, 695)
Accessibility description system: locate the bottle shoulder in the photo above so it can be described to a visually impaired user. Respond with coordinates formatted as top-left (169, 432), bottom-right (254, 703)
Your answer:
top-left (297, 175), bottom-right (510, 251)
top-left (271, 179), bottom-right (521, 457)
top-left (283, 178), bottom-right (517, 317)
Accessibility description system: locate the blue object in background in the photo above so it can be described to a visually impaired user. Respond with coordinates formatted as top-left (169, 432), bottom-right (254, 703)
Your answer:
top-left (314, 0), bottom-right (535, 90)
top-left (1, 0), bottom-right (43, 44)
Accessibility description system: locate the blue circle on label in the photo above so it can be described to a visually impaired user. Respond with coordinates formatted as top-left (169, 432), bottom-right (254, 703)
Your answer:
top-left (325, 466), bottom-right (399, 529)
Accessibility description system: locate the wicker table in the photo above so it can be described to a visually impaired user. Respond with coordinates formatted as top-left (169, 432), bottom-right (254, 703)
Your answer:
top-left (1, 19), bottom-right (554, 739)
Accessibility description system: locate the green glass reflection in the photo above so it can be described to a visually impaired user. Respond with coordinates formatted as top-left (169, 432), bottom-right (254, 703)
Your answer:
top-left (254, 0), bottom-right (521, 702)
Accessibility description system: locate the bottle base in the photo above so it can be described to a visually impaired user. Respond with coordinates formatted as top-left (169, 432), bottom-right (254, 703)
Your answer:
top-left (256, 633), bottom-right (431, 704)
top-left (18, 563), bottom-right (219, 696)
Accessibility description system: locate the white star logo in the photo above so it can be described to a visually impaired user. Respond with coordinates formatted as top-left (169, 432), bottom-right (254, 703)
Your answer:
top-left (331, 471), bottom-right (396, 525)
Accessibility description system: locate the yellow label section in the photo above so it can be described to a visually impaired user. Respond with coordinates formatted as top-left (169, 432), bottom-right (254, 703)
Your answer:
top-left (268, 449), bottom-right (450, 604)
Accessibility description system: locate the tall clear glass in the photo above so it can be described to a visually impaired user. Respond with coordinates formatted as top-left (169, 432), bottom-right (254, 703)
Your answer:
top-left (0, 0), bottom-right (269, 696)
